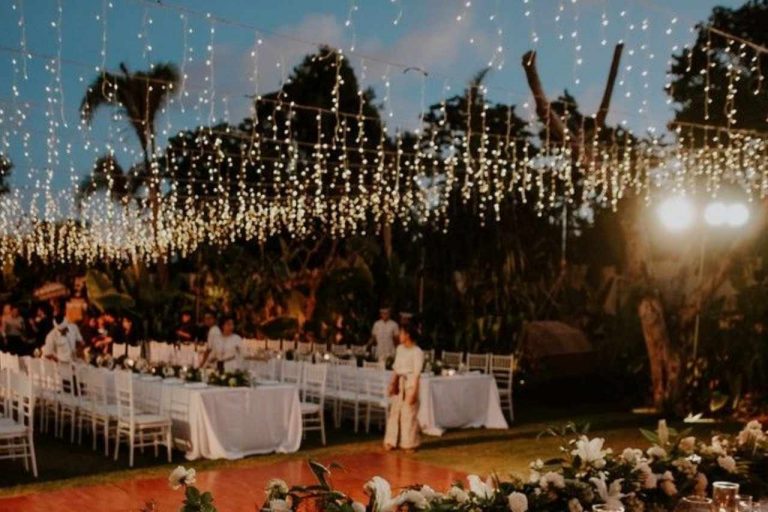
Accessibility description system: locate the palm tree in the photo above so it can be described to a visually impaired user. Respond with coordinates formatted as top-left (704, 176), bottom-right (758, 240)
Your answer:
top-left (79, 62), bottom-right (180, 239)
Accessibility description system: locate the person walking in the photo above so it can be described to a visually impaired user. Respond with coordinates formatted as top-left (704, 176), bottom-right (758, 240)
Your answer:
top-left (383, 324), bottom-right (424, 452)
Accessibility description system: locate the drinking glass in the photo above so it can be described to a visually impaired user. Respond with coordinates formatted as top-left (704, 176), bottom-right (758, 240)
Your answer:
top-left (713, 482), bottom-right (740, 512)
top-left (593, 506), bottom-right (625, 512)
top-left (674, 496), bottom-right (716, 512)
top-left (737, 495), bottom-right (753, 512)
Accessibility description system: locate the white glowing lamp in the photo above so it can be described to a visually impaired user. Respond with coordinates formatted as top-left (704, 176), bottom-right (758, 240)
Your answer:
top-left (658, 196), bottom-right (695, 231)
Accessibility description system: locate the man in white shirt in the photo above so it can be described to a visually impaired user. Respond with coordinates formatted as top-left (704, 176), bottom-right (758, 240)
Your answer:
top-left (42, 316), bottom-right (84, 363)
top-left (371, 307), bottom-right (399, 360)
top-left (200, 311), bottom-right (222, 368)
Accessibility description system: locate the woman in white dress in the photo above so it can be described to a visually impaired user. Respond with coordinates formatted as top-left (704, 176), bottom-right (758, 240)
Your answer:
top-left (384, 324), bottom-right (424, 452)
top-left (209, 316), bottom-right (243, 372)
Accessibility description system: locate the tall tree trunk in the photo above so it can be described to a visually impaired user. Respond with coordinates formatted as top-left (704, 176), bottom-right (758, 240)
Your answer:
top-left (638, 295), bottom-right (680, 410)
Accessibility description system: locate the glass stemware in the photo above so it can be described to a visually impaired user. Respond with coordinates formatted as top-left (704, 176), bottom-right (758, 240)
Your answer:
top-left (593, 506), bottom-right (625, 512)
top-left (736, 495), bottom-right (753, 512)
top-left (713, 482), bottom-right (740, 512)
top-left (675, 496), bottom-right (716, 512)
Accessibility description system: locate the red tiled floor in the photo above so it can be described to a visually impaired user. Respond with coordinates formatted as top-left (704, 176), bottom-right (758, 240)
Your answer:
top-left (0, 453), bottom-right (465, 511)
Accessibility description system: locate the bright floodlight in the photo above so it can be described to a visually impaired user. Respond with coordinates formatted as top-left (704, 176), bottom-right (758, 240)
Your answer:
top-left (658, 196), bottom-right (695, 231)
top-left (704, 201), bottom-right (728, 227)
top-left (726, 203), bottom-right (749, 227)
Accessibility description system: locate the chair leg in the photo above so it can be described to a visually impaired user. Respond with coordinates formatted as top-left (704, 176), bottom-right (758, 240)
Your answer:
top-left (28, 435), bottom-right (38, 478)
top-left (353, 403), bottom-right (359, 433)
top-left (320, 414), bottom-right (326, 446)
top-left (114, 429), bottom-right (121, 461)
top-left (129, 429), bottom-right (134, 468)
top-left (166, 428), bottom-right (172, 462)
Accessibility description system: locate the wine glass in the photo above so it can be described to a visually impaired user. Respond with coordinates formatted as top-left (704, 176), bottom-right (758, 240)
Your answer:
top-left (737, 495), bottom-right (753, 512)
top-left (674, 496), bottom-right (716, 512)
top-left (593, 506), bottom-right (625, 512)
top-left (713, 482), bottom-right (740, 512)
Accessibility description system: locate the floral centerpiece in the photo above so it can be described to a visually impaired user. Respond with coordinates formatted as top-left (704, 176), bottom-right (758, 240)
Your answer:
top-left (206, 369), bottom-right (250, 387)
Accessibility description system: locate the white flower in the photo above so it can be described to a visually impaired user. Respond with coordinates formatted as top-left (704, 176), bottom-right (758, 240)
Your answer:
top-left (266, 478), bottom-right (289, 496)
top-left (657, 420), bottom-right (670, 446)
top-left (446, 486), bottom-right (469, 503)
top-left (621, 448), bottom-right (644, 464)
top-left (568, 498), bottom-right (584, 512)
top-left (418, 485), bottom-right (442, 503)
top-left (269, 498), bottom-right (291, 512)
top-left (590, 474), bottom-right (625, 510)
top-left (539, 471), bottom-right (566, 490)
top-left (659, 471), bottom-right (677, 497)
top-left (671, 457), bottom-right (697, 477)
top-left (737, 420), bottom-right (765, 447)
top-left (352, 502), bottom-right (366, 512)
top-left (635, 462), bottom-right (658, 490)
top-left (646, 445), bottom-right (667, 459)
top-left (572, 436), bottom-right (609, 469)
top-left (365, 476), bottom-right (393, 512)
top-left (467, 475), bottom-right (495, 499)
top-left (392, 489), bottom-right (428, 510)
top-left (528, 469), bottom-right (541, 484)
top-left (168, 465), bottom-right (196, 490)
top-left (507, 492), bottom-right (528, 512)
top-left (708, 436), bottom-right (727, 456)
top-left (678, 436), bottom-right (696, 454)
top-left (717, 455), bottom-right (737, 474)
top-left (694, 472), bottom-right (708, 495)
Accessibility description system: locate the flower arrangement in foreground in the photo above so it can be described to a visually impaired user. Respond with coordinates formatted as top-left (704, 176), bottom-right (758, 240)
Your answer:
top-left (159, 420), bottom-right (767, 512)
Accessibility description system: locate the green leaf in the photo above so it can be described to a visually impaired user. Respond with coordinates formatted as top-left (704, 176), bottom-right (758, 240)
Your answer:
top-left (639, 428), bottom-right (660, 445)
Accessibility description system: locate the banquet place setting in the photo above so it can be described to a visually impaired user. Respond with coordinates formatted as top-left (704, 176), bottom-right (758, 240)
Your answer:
top-left (2, 0), bottom-right (768, 511)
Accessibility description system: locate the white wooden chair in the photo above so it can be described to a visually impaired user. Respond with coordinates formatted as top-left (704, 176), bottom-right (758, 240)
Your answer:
top-left (330, 344), bottom-right (348, 356)
top-left (266, 339), bottom-right (282, 352)
top-left (301, 363), bottom-right (327, 445)
top-left (334, 358), bottom-right (357, 368)
top-left (363, 360), bottom-right (385, 369)
top-left (331, 365), bottom-right (360, 432)
top-left (361, 368), bottom-right (388, 433)
top-left (112, 343), bottom-right (127, 358)
top-left (282, 339), bottom-right (297, 352)
top-left (296, 341), bottom-right (313, 354)
top-left (441, 350), bottom-right (464, 367)
top-left (490, 354), bottom-right (514, 421)
top-left (466, 353), bottom-right (490, 373)
top-left (113, 370), bottom-right (172, 467)
top-left (0, 372), bottom-right (37, 477)
top-left (87, 368), bottom-right (118, 455)
top-left (280, 360), bottom-right (304, 391)
top-left (56, 363), bottom-right (81, 442)
top-left (40, 359), bottom-right (61, 433)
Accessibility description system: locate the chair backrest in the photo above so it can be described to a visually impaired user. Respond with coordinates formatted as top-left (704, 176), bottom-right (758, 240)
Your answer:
top-left (114, 370), bottom-right (135, 422)
top-left (363, 360), bottom-right (385, 369)
top-left (266, 339), bottom-right (282, 352)
top-left (2, 353), bottom-right (20, 372)
top-left (57, 362), bottom-right (78, 397)
top-left (26, 358), bottom-right (45, 390)
top-left (335, 365), bottom-right (359, 396)
top-left (363, 368), bottom-right (388, 402)
top-left (489, 354), bottom-right (514, 390)
top-left (126, 344), bottom-right (142, 361)
top-left (281, 360), bottom-right (303, 387)
top-left (442, 350), bottom-right (464, 367)
top-left (297, 341), bottom-right (312, 354)
top-left (112, 343), bottom-right (127, 358)
top-left (334, 358), bottom-right (357, 368)
top-left (9, 372), bottom-right (34, 428)
top-left (302, 363), bottom-right (327, 406)
top-left (88, 368), bottom-right (111, 410)
top-left (41, 358), bottom-right (61, 394)
top-left (294, 352), bottom-right (312, 362)
top-left (466, 353), bottom-right (490, 373)
top-left (75, 363), bottom-right (92, 404)
top-left (282, 340), bottom-right (297, 352)
top-left (330, 344), bottom-right (348, 356)
top-left (422, 349), bottom-right (435, 362)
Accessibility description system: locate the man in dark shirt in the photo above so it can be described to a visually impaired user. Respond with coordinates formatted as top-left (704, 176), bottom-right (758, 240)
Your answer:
top-left (175, 311), bottom-right (197, 342)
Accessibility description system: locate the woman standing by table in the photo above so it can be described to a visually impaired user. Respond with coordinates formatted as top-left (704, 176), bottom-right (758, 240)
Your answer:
top-left (384, 324), bottom-right (424, 452)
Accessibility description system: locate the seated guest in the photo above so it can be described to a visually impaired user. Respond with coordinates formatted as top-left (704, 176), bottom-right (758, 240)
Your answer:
top-left (175, 311), bottom-right (197, 342)
top-left (28, 304), bottom-right (53, 351)
top-left (207, 315), bottom-right (242, 372)
top-left (115, 315), bottom-right (141, 345)
top-left (90, 313), bottom-right (115, 355)
top-left (4, 304), bottom-right (26, 355)
top-left (42, 313), bottom-right (84, 364)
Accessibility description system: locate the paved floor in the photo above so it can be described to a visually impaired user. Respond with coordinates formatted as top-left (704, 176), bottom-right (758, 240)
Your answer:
top-left (0, 452), bottom-right (465, 511)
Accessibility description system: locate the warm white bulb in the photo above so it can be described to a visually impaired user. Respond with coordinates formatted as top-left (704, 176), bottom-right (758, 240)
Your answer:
top-left (726, 203), bottom-right (749, 227)
top-left (704, 201), bottom-right (727, 226)
top-left (657, 196), bottom-right (694, 231)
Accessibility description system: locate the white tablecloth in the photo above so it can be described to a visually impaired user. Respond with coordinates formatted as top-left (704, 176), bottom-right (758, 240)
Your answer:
top-left (115, 374), bottom-right (302, 460)
top-left (418, 373), bottom-right (508, 436)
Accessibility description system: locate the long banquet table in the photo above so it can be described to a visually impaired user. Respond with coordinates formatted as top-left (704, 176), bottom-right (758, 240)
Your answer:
top-left (417, 372), bottom-right (508, 436)
top-left (125, 374), bottom-right (302, 460)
